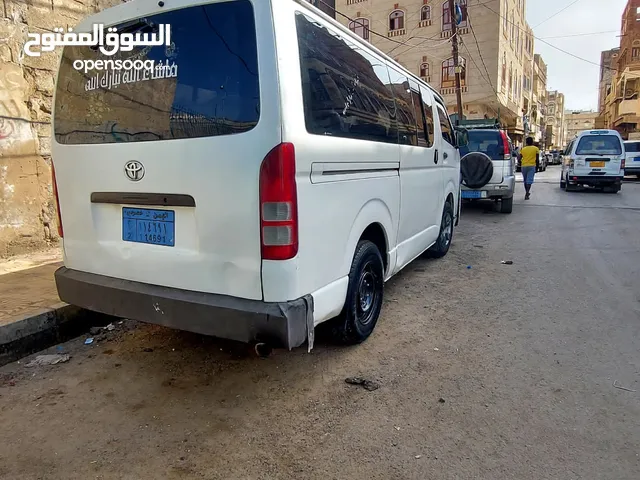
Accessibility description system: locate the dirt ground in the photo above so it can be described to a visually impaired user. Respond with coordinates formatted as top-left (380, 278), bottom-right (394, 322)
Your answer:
top-left (1, 171), bottom-right (639, 480)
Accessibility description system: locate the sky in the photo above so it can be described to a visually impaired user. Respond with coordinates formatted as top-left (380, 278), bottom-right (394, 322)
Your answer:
top-left (525, 0), bottom-right (628, 111)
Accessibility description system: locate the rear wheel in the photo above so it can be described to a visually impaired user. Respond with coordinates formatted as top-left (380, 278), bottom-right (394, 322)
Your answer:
top-left (500, 196), bottom-right (513, 214)
top-left (427, 200), bottom-right (454, 258)
top-left (560, 177), bottom-right (566, 189)
top-left (330, 240), bottom-right (384, 345)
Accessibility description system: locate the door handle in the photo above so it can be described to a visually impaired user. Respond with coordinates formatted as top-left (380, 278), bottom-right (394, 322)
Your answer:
top-left (434, 149), bottom-right (439, 164)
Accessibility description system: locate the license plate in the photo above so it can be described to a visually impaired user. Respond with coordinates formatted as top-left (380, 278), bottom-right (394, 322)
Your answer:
top-left (589, 161), bottom-right (605, 167)
top-left (635, 157), bottom-right (640, 162)
top-left (461, 190), bottom-right (485, 199)
top-left (122, 207), bottom-right (175, 247)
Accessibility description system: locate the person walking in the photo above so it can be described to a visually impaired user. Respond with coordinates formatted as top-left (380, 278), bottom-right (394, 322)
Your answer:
top-left (518, 137), bottom-right (539, 200)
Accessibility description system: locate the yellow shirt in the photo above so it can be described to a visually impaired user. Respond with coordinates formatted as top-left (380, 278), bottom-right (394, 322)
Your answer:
top-left (520, 146), bottom-right (539, 167)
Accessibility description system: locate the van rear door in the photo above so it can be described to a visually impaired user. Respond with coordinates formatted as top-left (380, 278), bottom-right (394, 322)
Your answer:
top-left (52, 0), bottom-right (279, 300)
top-left (572, 133), bottom-right (623, 177)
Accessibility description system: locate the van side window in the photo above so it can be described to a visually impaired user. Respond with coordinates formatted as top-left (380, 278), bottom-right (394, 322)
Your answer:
top-left (407, 79), bottom-right (427, 148)
top-left (419, 85), bottom-right (435, 148)
top-left (296, 13), bottom-right (398, 144)
top-left (436, 104), bottom-right (455, 146)
top-left (387, 67), bottom-right (418, 146)
top-left (564, 141), bottom-right (573, 156)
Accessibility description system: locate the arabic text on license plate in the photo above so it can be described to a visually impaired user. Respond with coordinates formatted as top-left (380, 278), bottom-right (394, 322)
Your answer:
top-left (122, 207), bottom-right (175, 247)
top-left (589, 161), bottom-right (605, 168)
top-left (462, 190), bottom-right (483, 199)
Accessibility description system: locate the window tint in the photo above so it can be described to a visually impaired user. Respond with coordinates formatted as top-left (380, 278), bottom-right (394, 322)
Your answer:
top-left (296, 13), bottom-right (398, 144)
top-left (418, 85), bottom-right (435, 148)
top-left (575, 135), bottom-right (622, 155)
top-left (387, 67), bottom-right (417, 146)
top-left (460, 130), bottom-right (505, 160)
top-left (624, 141), bottom-right (640, 152)
top-left (436, 104), bottom-right (454, 145)
top-left (54, 0), bottom-right (260, 144)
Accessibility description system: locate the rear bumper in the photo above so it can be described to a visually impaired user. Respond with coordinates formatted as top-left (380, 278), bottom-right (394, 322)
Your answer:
top-left (567, 175), bottom-right (623, 186)
top-left (55, 267), bottom-right (312, 350)
top-left (624, 166), bottom-right (640, 175)
top-left (461, 174), bottom-right (515, 198)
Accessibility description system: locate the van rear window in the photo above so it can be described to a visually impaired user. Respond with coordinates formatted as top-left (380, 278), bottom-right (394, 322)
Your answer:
top-left (53, 0), bottom-right (260, 145)
top-left (575, 135), bottom-right (622, 155)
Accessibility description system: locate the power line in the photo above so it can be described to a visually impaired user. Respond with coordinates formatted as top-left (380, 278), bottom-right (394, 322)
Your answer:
top-left (480, 2), bottom-right (622, 75)
top-left (468, 17), bottom-right (495, 93)
top-left (533, 0), bottom-right (583, 29)
top-left (538, 30), bottom-right (618, 40)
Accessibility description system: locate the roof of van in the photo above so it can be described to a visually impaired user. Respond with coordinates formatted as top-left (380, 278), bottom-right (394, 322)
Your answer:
top-left (575, 129), bottom-right (621, 136)
top-left (294, 0), bottom-right (447, 107)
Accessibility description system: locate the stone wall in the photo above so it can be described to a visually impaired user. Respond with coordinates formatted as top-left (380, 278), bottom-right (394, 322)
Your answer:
top-left (0, 0), bottom-right (124, 257)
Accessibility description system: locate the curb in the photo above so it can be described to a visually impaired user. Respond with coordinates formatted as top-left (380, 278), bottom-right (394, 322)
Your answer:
top-left (0, 303), bottom-right (116, 367)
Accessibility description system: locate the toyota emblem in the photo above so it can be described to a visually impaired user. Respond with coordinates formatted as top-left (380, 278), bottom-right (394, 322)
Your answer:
top-left (124, 161), bottom-right (145, 181)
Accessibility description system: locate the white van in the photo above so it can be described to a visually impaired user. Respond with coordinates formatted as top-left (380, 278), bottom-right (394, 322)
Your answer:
top-left (51, 0), bottom-right (462, 350)
top-left (560, 130), bottom-right (625, 193)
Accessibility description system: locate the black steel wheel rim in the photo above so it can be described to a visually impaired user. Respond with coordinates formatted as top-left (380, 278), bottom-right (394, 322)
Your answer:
top-left (356, 261), bottom-right (379, 326)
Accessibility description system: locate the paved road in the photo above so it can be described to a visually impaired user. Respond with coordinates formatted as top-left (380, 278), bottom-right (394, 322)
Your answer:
top-left (1, 165), bottom-right (639, 480)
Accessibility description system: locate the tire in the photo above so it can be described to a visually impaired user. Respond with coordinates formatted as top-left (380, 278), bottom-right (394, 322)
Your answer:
top-left (427, 201), bottom-right (454, 258)
top-left (330, 240), bottom-right (384, 345)
top-left (460, 153), bottom-right (494, 189)
top-left (560, 178), bottom-right (566, 189)
top-left (500, 196), bottom-right (513, 214)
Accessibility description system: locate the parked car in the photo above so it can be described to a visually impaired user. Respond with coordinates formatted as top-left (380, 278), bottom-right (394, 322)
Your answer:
top-left (50, 0), bottom-right (464, 352)
top-left (561, 130), bottom-right (625, 193)
top-left (537, 153), bottom-right (548, 172)
top-left (458, 129), bottom-right (515, 213)
top-left (623, 140), bottom-right (640, 177)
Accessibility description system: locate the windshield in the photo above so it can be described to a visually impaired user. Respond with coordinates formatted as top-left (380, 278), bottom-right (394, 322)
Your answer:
top-left (624, 141), bottom-right (640, 152)
top-left (575, 135), bottom-right (622, 156)
top-left (54, 0), bottom-right (260, 145)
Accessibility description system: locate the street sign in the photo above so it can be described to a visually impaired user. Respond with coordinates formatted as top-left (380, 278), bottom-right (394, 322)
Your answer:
top-left (454, 3), bottom-right (463, 25)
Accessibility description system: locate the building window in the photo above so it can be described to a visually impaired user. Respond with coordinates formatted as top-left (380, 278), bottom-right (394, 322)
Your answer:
top-left (421, 5), bottom-right (431, 21)
top-left (633, 47), bottom-right (640, 59)
top-left (508, 62), bottom-right (513, 97)
top-left (442, 0), bottom-right (467, 30)
top-left (501, 53), bottom-right (507, 92)
top-left (389, 9), bottom-right (405, 31)
top-left (349, 18), bottom-right (370, 40)
top-left (503, 0), bottom-right (508, 36)
top-left (441, 57), bottom-right (465, 88)
top-left (420, 62), bottom-right (430, 78)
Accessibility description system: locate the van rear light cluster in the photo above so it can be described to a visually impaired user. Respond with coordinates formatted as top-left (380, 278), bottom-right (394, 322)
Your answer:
top-left (499, 131), bottom-right (510, 160)
top-left (259, 143), bottom-right (298, 260)
top-left (51, 162), bottom-right (63, 238)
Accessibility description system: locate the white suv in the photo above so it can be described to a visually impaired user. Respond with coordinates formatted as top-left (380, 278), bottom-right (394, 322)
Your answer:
top-left (561, 130), bottom-right (625, 193)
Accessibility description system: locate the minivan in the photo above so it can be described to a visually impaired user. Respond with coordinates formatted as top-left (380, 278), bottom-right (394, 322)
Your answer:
top-left (561, 130), bottom-right (625, 193)
top-left (51, 0), bottom-right (463, 351)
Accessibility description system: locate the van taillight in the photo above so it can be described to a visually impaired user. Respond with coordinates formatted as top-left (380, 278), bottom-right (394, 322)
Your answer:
top-left (259, 143), bottom-right (298, 260)
top-left (51, 162), bottom-right (63, 238)
top-left (499, 131), bottom-right (510, 159)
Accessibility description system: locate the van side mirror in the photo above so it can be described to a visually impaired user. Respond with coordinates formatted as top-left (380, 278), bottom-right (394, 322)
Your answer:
top-left (455, 128), bottom-right (469, 148)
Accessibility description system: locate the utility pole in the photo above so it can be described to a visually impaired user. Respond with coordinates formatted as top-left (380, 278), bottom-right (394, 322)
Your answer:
top-left (449, 0), bottom-right (464, 123)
